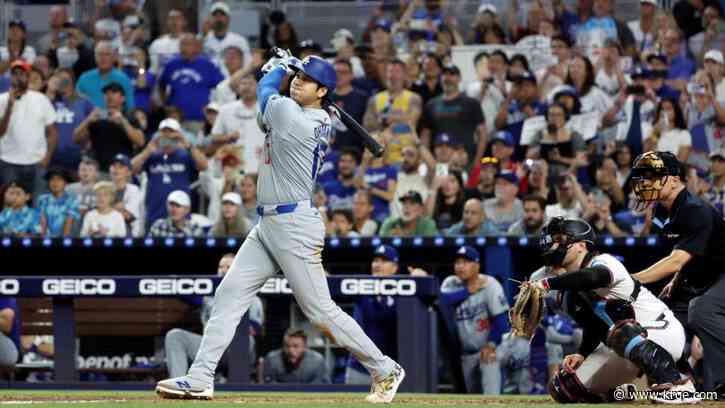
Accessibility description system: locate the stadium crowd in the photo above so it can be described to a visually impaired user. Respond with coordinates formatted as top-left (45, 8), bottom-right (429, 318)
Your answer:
top-left (0, 0), bottom-right (723, 395)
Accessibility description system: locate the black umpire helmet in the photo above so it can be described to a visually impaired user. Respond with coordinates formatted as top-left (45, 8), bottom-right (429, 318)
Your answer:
top-left (539, 217), bottom-right (595, 266)
top-left (630, 150), bottom-right (684, 205)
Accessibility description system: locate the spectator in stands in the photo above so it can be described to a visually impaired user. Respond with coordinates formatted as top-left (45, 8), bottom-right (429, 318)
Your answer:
top-left (380, 190), bottom-right (437, 237)
top-left (644, 98), bottom-right (692, 162)
top-left (323, 148), bottom-right (359, 211)
top-left (523, 160), bottom-right (555, 203)
top-left (345, 245), bottom-right (402, 384)
top-left (368, 19), bottom-right (395, 61)
top-left (672, 0), bottom-right (716, 40)
top-left (219, 45), bottom-right (244, 79)
top-left (566, 54), bottom-right (612, 115)
top-left (36, 6), bottom-right (68, 56)
top-left (122, 48), bottom-right (155, 115)
top-left (109, 154), bottom-right (142, 237)
top-left (262, 328), bottom-right (329, 384)
top-left (545, 173), bottom-right (591, 218)
top-left (330, 59), bottom-right (369, 151)
top-left (495, 72), bottom-right (544, 150)
top-left (50, 22), bottom-right (96, 81)
top-left (76, 41), bottom-right (134, 112)
top-left (645, 54), bottom-right (681, 101)
top-left (27, 66), bottom-right (46, 93)
top-left (526, 102), bottom-right (587, 178)
top-left (411, 53), bottom-right (442, 106)
top-left (574, 0), bottom-right (635, 57)
top-left (483, 171), bottom-right (524, 234)
top-left (66, 157), bottom-right (99, 220)
top-left (296, 40), bottom-right (323, 59)
top-left (0, 181), bottom-right (40, 236)
top-left (267, 17), bottom-right (299, 52)
top-left (466, 51), bottom-right (509, 134)
top-left (465, 156), bottom-right (498, 201)
top-left (132, 118), bottom-right (208, 228)
top-left (489, 131), bottom-right (517, 172)
top-left (0, 60), bottom-right (58, 199)
top-left (507, 195), bottom-right (547, 236)
top-left (80, 181), bottom-right (126, 237)
top-left (351, 190), bottom-right (378, 236)
top-left (584, 188), bottom-right (625, 236)
top-left (165, 253), bottom-right (264, 378)
top-left (38, 167), bottom-right (79, 237)
top-left (354, 138), bottom-right (397, 222)
top-left (690, 5), bottom-right (725, 63)
top-left (628, 0), bottom-right (659, 54)
top-left (149, 190), bottom-right (204, 238)
top-left (353, 45), bottom-right (385, 97)
top-left (420, 64), bottom-right (486, 159)
top-left (594, 39), bottom-right (627, 97)
top-left (440, 246), bottom-right (510, 394)
top-left (594, 157), bottom-right (625, 208)
top-left (446, 198), bottom-right (495, 236)
top-left (149, 9), bottom-right (187, 75)
top-left (0, 296), bottom-right (19, 369)
top-left (159, 34), bottom-right (224, 132)
top-left (469, 3), bottom-right (500, 44)
top-left (203, 2), bottom-right (252, 71)
top-left (328, 209), bottom-right (359, 238)
top-left (428, 170), bottom-right (465, 230)
top-left (46, 68), bottom-right (93, 172)
top-left (704, 149), bottom-right (725, 213)
top-left (0, 20), bottom-right (36, 64)
top-left (392, 143), bottom-right (433, 218)
top-left (330, 29), bottom-right (363, 78)
top-left (662, 28), bottom-right (696, 88)
top-left (209, 192), bottom-right (250, 238)
top-left (72, 82), bottom-right (144, 173)
top-left (240, 174), bottom-right (258, 222)
top-left (207, 72), bottom-right (264, 174)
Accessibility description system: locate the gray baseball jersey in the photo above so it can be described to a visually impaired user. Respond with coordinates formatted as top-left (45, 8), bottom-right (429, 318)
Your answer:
top-left (259, 94), bottom-right (331, 205)
top-left (440, 274), bottom-right (509, 353)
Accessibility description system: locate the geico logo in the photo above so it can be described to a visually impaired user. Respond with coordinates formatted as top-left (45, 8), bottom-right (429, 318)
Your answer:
top-left (139, 279), bottom-right (214, 295)
top-left (259, 277), bottom-right (293, 294)
top-left (0, 279), bottom-right (19, 295)
top-left (340, 279), bottom-right (417, 296)
top-left (42, 279), bottom-right (116, 295)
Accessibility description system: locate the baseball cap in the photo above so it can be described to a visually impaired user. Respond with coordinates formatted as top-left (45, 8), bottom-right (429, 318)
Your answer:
top-left (210, 2), bottom-right (231, 15)
top-left (111, 153), bottom-right (131, 167)
top-left (629, 66), bottom-right (647, 79)
top-left (204, 102), bottom-right (221, 112)
top-left (332, 29), bottom-right (354, 42)
top-left (8, 20), bottom-right (26, 31)
top-left (455, 246), bottom-right (480, 262)
top-left (480, 156), bottom-right (499, 167)
top-left (491, 131), bottom-right (514, 147)
top-left (10, 60), bottom-right (31, 73)
top-left (298, 39), bottom-right (322, 53)
top-left (495, 170), bottom-right (519, 185)
top-left (102, 82), bottom-right (125, 95)
top-left (222, 192), bottom-right (242, 206)
top-left (167, 190), bottom-right (191, 207)
top-left (640, 0), bottom-right (658, 5)
top-left (158, 118), bottom-right (182, 132)
top-left (647, 53), bottom-right (668, 65)
top-left (399, 190), bottom-right (423, 205)
top-left (373, 19), bottom-right (392, 32)
top-left (478, 3), bottom-right (497, 14)
top-left (434, 133), bottom-right (455, 146)
top-left (709, 149), bottom-right (725, 160)
top-left (704, 50), bottom-right (724, 65)
top-left (373, 245), bottom-right (399, 263)
top-left (513, 71), bottom-right (537, 84)
top-left (441, 64), bottom-right (461, 76)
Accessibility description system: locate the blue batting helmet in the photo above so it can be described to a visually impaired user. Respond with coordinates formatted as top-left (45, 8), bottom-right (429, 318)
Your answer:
top-left (293, 55), bottom-right (337, 94)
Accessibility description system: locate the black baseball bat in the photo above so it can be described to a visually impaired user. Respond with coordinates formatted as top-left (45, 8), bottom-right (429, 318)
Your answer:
top-left (326, 102), bottom-right (385, 158)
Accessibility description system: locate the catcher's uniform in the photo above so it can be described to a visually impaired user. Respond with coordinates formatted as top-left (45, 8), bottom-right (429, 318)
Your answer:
top-left (531, 253), bottom-right (686, 394)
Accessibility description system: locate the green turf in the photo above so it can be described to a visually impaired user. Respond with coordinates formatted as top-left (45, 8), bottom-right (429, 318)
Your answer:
top-left (0, 390), bottom-right (687, 407)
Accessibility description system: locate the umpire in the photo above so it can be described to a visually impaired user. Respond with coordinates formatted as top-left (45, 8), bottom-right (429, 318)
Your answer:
top-left (630, 151), bottom-right (725, 397)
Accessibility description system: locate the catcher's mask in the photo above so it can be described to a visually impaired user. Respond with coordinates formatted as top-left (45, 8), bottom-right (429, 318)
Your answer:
top-left (539, 217), bottom-right (595, 267)
top-left (630, 151), bottom-right (682, 210)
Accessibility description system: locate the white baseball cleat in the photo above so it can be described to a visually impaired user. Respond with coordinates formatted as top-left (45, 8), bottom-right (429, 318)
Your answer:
top-left (155, 376), bottom-right (214, 400)
top-left (650, 379), bottom-right (701, 404)
top-left (365, 364), bottom-right (405, 404)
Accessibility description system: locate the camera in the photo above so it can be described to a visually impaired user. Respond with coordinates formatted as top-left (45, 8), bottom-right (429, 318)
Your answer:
top-left (626, 85), bottom-right (645, 95)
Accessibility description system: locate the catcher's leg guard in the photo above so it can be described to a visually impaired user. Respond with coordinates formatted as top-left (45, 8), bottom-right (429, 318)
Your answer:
top-left (606, 319), bottom-right (681, 385)
top-left (548, 366), bottom-right (604, 403)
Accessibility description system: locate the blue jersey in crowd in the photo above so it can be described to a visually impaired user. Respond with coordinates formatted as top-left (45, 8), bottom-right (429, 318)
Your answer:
top-left (159, 56), bottom-right (224, 121)
top-left (76, 68), bottom-right (135, 112)
top-left (37, 192), bottom-right (80, 237)
top-left (143, 149), bottom-right (196, 227)
top-left (316, 149), bottom-right (339, 185)
top-left (323, 179), bottom-right (356, 211)
top-left (364, 165), bottom-right (397, 221)
top-left (0, 298), bottom-right (20, 353)
top-left (330, 88), bottom-right (369, 150)
top-left (123, 67), bottom-right (156, 114)
top-left (0, 75), bottom-right (9, 94)
top-left (51, 95), bottom-right (94, 170)
top-left (0, 206), bottom-right (41, 236)
top-left (348, 296), bottom-right (398, 374)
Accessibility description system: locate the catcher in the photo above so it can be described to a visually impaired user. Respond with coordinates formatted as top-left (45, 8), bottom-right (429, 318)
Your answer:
top-left (511, 217), bottom-right (698, 404)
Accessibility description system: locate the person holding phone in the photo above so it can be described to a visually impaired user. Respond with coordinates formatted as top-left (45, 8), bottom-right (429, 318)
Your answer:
top-left (526, 103), bottom-right (586, 178)
top-left (644, 98), bottom-right (692, 162)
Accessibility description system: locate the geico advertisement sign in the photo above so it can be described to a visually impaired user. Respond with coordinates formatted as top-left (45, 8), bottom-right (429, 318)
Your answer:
top-left (340, 279), bottom-right (417, 296)
top-left (260, 277), bottom-right (293, 294)
top-left (0, 279), bottom-right (19, 295)
top-left (43, 279), bottom-right (116, 295)
top-left (139, 278), bottom-right (214, 295)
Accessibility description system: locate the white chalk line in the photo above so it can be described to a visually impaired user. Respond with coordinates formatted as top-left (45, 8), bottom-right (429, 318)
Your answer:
top-left (0, 400), bottom-right (127, 405)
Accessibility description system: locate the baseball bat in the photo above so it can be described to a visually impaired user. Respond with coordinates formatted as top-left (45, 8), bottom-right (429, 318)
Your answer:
top-left (326, 102), bottom-right (385, 158)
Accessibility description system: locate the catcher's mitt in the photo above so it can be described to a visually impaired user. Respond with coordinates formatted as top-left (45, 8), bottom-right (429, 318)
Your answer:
top-left (509, 281), bottom-right (546, 341)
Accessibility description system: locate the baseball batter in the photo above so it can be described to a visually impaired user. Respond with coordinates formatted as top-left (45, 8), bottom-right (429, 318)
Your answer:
top-left (439, 246), bottom-right (512, 394)
top-left (530, 217), bottom-right (697, 404)
top-left (156, 55), bottom-right (404, 403)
